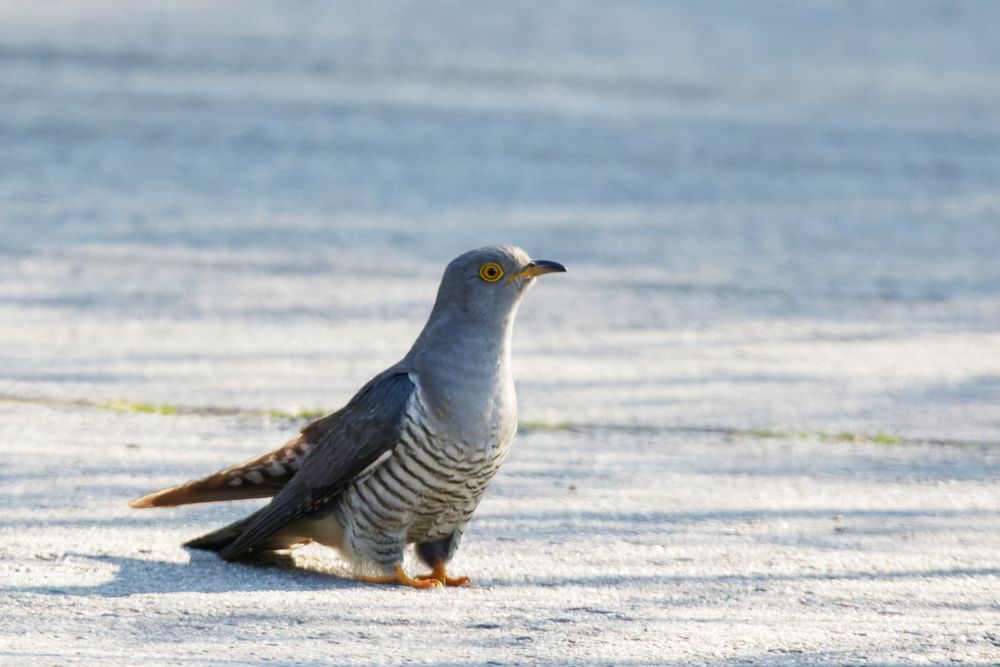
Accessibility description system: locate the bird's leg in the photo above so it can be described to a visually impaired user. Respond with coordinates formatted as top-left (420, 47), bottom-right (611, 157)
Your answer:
top-left (415, 562), bottom-right (472, 587)
top-left (355, 564), bottom-right (442, 589)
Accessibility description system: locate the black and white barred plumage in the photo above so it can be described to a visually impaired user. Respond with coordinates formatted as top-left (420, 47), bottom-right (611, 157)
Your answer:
top-left (129, 246), bottom-right (564, 586)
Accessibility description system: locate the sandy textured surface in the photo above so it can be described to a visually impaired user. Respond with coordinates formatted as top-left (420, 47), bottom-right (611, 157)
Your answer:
top-left (3, 404), bottom-right (999, 666)
top-left (2, 1), bottom-right (1000, 665)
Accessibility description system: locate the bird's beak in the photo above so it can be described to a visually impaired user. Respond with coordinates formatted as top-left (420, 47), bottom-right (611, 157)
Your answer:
top-left (507, 259), bottom-right (567, 284)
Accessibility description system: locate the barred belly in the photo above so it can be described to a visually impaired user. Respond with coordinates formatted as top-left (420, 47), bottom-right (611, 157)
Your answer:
top-left (334, 402), bottom-right (512, 570)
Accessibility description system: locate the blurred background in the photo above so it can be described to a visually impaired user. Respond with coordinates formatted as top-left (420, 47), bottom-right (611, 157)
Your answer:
top-left (2, 0), bottom-right (1000, 441)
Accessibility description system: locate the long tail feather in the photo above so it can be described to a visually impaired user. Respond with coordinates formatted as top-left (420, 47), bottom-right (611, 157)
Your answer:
top-left (129, 435), bottom-right (314, 508)
top-left (185, 510), bottom-right (265, 552)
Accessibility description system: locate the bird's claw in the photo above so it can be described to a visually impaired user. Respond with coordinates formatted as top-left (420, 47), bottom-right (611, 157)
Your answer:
top-left (415, 563), bottom-right (473, 587)
top-left (355, 564), bottom-right (443, 589)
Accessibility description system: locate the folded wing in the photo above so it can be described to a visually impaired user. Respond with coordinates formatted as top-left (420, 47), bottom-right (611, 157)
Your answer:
top-left (220, 370), bottom-right (416, 561)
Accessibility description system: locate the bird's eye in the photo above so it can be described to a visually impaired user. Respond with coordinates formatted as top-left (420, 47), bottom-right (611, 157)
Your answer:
top-left (479, 262), bottom-right (504, 283)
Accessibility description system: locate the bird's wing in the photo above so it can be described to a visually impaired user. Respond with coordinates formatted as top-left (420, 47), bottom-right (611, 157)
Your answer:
top-left (128, 409), bottom-right (346, 509)
top-left (220, 370), bottom-right (416, 560)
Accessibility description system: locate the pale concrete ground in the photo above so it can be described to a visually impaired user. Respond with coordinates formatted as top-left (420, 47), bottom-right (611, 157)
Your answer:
top-left (3, 403), bottom-right (999, 666)
top-left (1, 1), bottom-right (999, 665)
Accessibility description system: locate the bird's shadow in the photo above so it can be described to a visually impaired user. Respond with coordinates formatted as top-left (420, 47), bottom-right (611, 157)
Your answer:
top-left (11, 550), bottom-right (363, 598)
top-left (10, 545), bottom-right (1000, 601)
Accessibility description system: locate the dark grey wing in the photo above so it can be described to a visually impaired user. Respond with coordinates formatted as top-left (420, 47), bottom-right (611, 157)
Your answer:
top-left (220, 370), bottom-right (415, 560)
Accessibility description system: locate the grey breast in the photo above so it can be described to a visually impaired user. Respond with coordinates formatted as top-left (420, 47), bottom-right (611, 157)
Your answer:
top-left (335, 374), bottom-right (514, 565)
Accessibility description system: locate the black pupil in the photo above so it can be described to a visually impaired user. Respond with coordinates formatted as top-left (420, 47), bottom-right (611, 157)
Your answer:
top-left (486, 266), bottom-right (497, 276)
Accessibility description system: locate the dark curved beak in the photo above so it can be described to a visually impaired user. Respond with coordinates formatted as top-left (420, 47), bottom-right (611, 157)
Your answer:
top-left (507, 259), bottom-right (567, 283)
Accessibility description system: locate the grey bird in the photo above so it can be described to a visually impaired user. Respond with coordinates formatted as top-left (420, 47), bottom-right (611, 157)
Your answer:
top-left (129, 245), bottom-right (565, 588)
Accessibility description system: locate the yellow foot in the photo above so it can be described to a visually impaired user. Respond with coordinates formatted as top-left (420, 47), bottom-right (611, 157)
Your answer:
top-left (355, 564), bottom-right (442, 589)
top-left (415, 563), bottom-right (472, 587)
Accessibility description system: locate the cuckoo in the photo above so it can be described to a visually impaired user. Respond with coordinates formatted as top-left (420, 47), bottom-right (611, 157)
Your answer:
top-left (130, 245), bottom-right (565, 588)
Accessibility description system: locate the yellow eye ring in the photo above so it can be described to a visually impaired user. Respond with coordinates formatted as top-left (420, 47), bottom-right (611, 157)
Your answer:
top-left (479, 262), bottom-right (504, 283)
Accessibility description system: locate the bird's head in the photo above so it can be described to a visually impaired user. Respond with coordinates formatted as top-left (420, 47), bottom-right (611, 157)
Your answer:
top-left (432, 245), bottom-right (566, 324)
top-left (405, 245), bottom-right (565, 375)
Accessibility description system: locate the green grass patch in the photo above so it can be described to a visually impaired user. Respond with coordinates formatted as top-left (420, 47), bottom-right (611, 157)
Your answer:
top-left (740, 427), bottom-right (904, 445)
top-left (266, 408), bottom-right (327, 420)
top-left (816, 431), bottom-right (903, 445)
top-left (87, 398), bottom-right (327, 420)
top-left (742, 427), bottom-right (793, 439)
top-left (96, 399), bottom-right (179, 415)
top-left (518, 419), bottom-right (574, 433)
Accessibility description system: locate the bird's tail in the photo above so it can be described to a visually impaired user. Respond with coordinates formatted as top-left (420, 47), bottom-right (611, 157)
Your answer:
top-left (185, 509), bottom-right (265, 552)
top-left (128, 435), bottom-right (313, 509)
